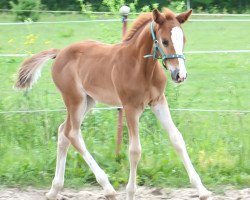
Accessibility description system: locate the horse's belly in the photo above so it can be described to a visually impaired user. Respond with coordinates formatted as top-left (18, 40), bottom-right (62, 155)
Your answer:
top-left (85, 87), bottom-right (122, 106)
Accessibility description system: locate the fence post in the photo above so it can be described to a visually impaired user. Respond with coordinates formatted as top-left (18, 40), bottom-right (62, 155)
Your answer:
top-left (116, 5), bottom-right (130, 156)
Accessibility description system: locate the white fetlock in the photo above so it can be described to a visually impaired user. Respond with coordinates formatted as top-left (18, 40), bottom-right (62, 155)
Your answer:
top-left (126, 190), bottom-right (136, 200)
top-left (126, 194), bottom-right (135, 200)
top-left (126, 183), bottom-right (136, 200)
top-left (45, 191), bottom-right (57, 200)
top-left (46, 180), bottom-right (64, 200)
top-left (104, 186), bottom-right (117, 200)
top-left (199, 188), bottom-right (212, 200)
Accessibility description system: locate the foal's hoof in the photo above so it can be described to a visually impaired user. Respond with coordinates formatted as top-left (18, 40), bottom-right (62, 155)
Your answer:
top-left (105, 195), bottom-right (117, 200)
top-left (104, 188), bottom-right (117, 200)
top-left (45, 192), bottom-right (57, 200)
top-left (199, 190), bottom-right (212, 200)
top-left (105, 193), bottom-right (116, 200)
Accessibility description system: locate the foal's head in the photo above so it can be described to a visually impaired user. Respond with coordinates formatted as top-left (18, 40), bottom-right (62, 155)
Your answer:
top-left (152, 9), bottom-right (192, 83)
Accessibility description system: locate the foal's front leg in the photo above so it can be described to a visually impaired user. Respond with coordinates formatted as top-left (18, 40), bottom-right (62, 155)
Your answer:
top-left (124, 106), bottom-right (143, 200)
top-left (151, 95), bottom-right (211, 200)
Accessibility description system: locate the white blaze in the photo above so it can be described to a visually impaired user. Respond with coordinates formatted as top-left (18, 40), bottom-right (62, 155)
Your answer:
top-left (171, 27), bottom-right (187, 79)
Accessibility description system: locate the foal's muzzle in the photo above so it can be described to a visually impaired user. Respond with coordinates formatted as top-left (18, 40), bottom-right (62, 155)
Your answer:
top-left (171, 69), bottom-right (187, 83)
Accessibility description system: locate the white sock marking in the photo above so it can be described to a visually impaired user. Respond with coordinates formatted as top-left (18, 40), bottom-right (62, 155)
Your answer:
top-left (151, 99), bottom-right (210, 198)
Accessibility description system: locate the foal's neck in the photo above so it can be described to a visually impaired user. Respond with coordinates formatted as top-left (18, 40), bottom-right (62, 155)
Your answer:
top-left (126, 21), bottom-right (158, 77)
top-left (125, 21), bottom-right (154, 56)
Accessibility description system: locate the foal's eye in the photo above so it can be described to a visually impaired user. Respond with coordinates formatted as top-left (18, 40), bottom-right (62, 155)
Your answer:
top-left (162, 39), bottom-right (169, 47)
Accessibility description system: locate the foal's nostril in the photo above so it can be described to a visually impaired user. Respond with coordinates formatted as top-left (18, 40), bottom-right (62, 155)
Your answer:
top-left (176, 73), bottom-right (180, 80)
top-left (171, 69), bottom-right (180, 81)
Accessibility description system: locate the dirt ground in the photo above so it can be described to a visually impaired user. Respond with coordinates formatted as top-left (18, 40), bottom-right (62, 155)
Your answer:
top-left (0, 186), bottom-right (249, 200)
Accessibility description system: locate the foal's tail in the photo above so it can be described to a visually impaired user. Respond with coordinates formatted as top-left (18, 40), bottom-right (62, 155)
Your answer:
top-left (15, 48), bottom-right (60, 90)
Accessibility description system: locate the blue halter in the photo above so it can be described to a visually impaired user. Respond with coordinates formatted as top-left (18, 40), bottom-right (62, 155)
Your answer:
top-left (144, 21), bottom-right (185, 69)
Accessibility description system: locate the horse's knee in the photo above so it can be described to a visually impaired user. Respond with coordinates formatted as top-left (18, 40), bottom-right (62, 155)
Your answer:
top-left (129, 145), bottom-right (141, 162)
top-left (65, 128), bottom-right (88, 155)
top-left (129, 144), bottom-right (141, 160)
top-left (57, 124), bottom-right (70, 149)
top-left (65, 128), bottom-right (78, 142)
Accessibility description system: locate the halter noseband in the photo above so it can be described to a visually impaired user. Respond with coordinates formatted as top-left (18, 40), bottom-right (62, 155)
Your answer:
top-left (144, 21), bottom-right (185, 69)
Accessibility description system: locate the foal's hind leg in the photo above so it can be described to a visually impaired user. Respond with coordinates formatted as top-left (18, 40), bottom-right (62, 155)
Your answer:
top-left (46, 121), bottom-right (70, 200)
top-left (151, 95), bottom-right (211, 200)
top-left (65, 93), bottom-right (116, 199)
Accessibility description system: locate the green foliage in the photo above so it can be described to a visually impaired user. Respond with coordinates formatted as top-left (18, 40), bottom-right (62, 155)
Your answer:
top-left (128, 0), bottom-right (138, 12)
top-left (190, 0), bottom-right (250, 13)
top-left (141, 5), bottom-right (150, 12)
top-left (141, 3), bottom-right (159, 12)
top-left (0, 0), bottom-right (12, 9)
top-left (102, 0), bottom-right (125, 13)
top-left (152, 3), bottom-right (159, 10)
top-left (78, 0), bottom-right (93, 13)
top-left (169, 1), bottom-right (186, 12)
top-left (40, 0), bottom-right (80, 11)
top-left (10, 0), bottom-right (42, 21)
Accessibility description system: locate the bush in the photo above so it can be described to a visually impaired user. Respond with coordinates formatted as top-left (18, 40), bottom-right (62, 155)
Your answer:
top-left (102, 0), bottom-right (125, 13)
top-left (168, 1), bottom-right (186, 13)
top-left (10, 0), bottom-right (42, 22)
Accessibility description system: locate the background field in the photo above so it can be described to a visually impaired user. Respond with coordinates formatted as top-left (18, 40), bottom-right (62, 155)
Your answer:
top-left (0, 13), bottom-right (250, 190)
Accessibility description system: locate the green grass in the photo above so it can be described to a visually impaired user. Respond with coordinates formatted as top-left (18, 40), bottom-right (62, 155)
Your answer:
top-left (0, 13), bottom-right (250, 190)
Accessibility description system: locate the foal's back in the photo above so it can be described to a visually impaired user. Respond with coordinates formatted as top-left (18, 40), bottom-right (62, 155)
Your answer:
top-left (51, 40), bottom-right (123, 106)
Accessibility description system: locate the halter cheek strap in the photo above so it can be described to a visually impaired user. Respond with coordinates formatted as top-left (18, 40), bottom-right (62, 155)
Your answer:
top-left (144, 21), bottom-right (185, 69)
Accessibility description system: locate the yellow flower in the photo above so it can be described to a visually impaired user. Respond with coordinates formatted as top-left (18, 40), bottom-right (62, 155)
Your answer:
top-left (24, 34), bottom-right (38, 45)
top-left (8, 38), bottom-right (15, 43)
top-left (44, 40), bottom-right (51, 44)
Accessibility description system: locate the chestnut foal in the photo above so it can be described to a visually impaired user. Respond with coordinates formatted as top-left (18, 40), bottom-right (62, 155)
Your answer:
top-left (15, 9), bottom-right (211, 200)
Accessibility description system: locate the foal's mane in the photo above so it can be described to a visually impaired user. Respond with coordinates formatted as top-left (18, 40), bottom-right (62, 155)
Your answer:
top-left (123, 13), bottom-right (152, 42)
top-left (123, 9), bottom-right (175, 42)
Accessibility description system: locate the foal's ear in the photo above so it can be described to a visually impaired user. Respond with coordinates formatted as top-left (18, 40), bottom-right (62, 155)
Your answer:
top-left (152, 9), bottom-right (165, 25)
top-left (176, 9), bottom-right (192, 24)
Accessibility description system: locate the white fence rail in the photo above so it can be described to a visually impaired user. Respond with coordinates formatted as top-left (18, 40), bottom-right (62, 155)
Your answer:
top-left (0, 107), bottom-right (249, 114)
top-left (0, 18), bottom-right (250, 26)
